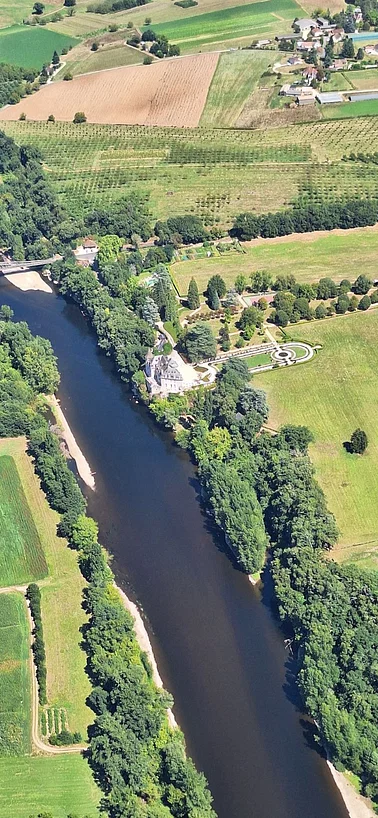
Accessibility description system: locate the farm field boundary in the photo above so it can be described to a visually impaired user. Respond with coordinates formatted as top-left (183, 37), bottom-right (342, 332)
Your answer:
top-left (0, 53), bottom-right (219, 127)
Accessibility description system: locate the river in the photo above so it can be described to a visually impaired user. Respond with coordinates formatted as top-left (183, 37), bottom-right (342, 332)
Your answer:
top-left (0, 280), bottom-right (349, 818)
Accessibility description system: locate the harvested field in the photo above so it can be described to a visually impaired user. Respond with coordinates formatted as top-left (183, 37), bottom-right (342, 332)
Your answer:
top-left (1, 54), bottom-right (219, 127)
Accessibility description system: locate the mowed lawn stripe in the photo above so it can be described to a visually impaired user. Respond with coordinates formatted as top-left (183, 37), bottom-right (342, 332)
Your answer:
top-left (0, 456), bottom-right (47, 586)
top-left (0, 593), bottom-right (31, 756)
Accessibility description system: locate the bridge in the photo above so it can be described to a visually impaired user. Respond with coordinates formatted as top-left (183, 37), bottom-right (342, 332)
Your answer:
top-left (0, 257), bottom-right (59, 274)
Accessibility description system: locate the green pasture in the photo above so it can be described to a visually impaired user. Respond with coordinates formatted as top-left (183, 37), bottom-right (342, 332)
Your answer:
top-left (0, 25), bottom-right (77, 69)
top-left (0, 755), bottom-right (100, 817)
top-left (147, 0), bottom-right (302, 51)
top-left (0, 593), bottom-right (31, 756)
top-left (255, 310), bottom-right (378, 564)
top-left (200, 50), bottom-right (274, 127)
top-left (171, 227), bottom-right (378, 295)
top-left (0, 456), bottom-right (47, 586)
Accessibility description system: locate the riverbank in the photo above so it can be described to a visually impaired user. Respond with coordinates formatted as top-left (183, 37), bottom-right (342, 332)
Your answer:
top-left (328, 764), bottom-right (376, 818)
top-left (4, 270), bottom-right (52, 293)
top-left (46, 395), bottom-right (95, 490)
top-left (116, 583), bottom-right (177, 729)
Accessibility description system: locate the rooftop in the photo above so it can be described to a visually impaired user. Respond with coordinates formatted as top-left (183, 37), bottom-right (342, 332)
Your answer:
top-left (316, 91), bottom-right (344, 103)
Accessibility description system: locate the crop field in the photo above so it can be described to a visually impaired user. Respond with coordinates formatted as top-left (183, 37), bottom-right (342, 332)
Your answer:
top-left (347, 68), bottom-right (378, 90)
top-left (1, 53), bottom-right (219, 127)
top-left (147, 0), bottom-right (303, 52)
top-left (0, 438), bottom-right (92, 736)
top-left (0, 456), bottom-right (47, 586)
top-left (0, 593), bottom-right (31, 756)
top-left (200, 50), bottom-right (275, 127)
top-left (0, 25), bottom-right (77, 69)
top-left (255, 311), bottom-right (378, 565)
top-left (3, 119), bottom-right (378, 225)
top-left (172, 226), bottom-right (378, 295)
top-left (65, 43), bottom-right (146, 77)
top-left (0, 755), bottom-right (100, 817)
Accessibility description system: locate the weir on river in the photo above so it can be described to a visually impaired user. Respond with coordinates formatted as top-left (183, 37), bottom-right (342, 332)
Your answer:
top-left (0, 279), bottom-right (349, 818)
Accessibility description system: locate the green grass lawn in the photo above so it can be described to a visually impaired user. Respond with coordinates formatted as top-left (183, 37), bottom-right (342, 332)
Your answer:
top-left (171, 227), bottom-right (378, 295)
top-left (0, 25), bottom-right (77, 69)
top-left (0, 593), bottom-right (31, 756)
top-left (0, 755), bottom-right (100, 818)
top-left (147, 0), bottom-right (303, 52)
top-left (0, 455), bottom-right (47, 586)
top-left (254, 311), bottom-right (378, 564)
top-left (200, 50), bottom-right (274, 127)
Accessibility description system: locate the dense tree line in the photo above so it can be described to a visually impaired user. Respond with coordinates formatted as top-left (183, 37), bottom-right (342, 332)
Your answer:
top-left (26, 583), bottom-right (47, 704)
top-left (155, 216), bottom-right (207, 246)
top-left (51, 258), bottom-right (155, 383)
top-left (231, 198), bottom-right (378, 241)
top-left (85, 195), bottom-right (152, 242)
top-left (87, 0), bottom-right (148, 12)
top-left (0, 63), bottom-right (38, 107)
top-left (0, 311), bottom-right (60, 436)
top-left (0, 131), bottom-right (80, 260)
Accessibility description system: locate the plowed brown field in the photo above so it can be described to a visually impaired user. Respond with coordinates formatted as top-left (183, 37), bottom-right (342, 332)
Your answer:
top-left (1, 53), bottom-right (219, 127)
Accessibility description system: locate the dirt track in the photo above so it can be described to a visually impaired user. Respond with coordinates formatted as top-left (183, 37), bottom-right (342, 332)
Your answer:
top-left (1, 53), bottom-right (219, 127)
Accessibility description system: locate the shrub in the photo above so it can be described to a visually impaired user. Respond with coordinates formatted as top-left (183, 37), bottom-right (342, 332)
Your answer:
top-left (63, 72), bottom-right (73, 81)
top-left (73, 111), bottom-right (86, 123)
top-left (349, 428), bottom-right (368, 454)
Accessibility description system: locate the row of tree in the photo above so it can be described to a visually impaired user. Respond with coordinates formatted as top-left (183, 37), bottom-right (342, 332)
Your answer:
top-left (231, 199), bottom-right (378, 241)
top-left (26, 583), bottom-right (47, 704)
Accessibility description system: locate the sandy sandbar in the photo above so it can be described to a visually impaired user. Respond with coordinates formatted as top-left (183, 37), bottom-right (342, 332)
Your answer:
top-left (4, 270), bottom-right (52, 293)
top-left (116, 584), bottom-right (177, 728)
top-left (47, 395), bottom-right (95, 490)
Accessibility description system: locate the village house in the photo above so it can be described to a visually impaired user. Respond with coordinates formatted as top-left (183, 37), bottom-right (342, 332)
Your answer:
top-left (302, 66), bottom-right (318, 84)
top-left (296, 93), bottom-right (316, 105)
top-left (74, 237), bottom-right (99, 256)
top-left (330, 57), bottom-right (349, 70)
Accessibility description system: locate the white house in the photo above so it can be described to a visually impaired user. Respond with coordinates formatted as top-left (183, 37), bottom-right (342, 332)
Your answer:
top-left (294, 18), bottom-right (316, 38)
top-left (74, 237), bottom-right (99, 256)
